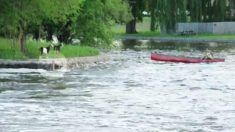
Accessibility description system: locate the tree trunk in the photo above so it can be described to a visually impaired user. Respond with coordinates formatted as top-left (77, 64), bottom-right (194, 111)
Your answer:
top-left (150, 0), bottom-right (157, 31)
top-left (33, 25), bottom-right (42, 40)
top-left (160, 23), bottom-right (166, 34)
top-left (58, 21), bottom-right (72, 43)
top-left (150, 12), bottom-right (156, 31)
top-left (46, 25), bottom-right (53, 41)
top-left (33, 29), bottom-right (40, 40)
top-left (126, 19), bottom-right (137, 34)
top-left (18, 23), bottom-right (26, 53)
top-left (58, 29), bottom-right (71, 43)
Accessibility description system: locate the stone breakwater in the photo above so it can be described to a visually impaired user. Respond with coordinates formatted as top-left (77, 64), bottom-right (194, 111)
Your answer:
top-left (0, 54), bottom-right (109, 70)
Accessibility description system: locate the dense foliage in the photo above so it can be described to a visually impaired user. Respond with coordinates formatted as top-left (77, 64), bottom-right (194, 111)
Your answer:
top-left (77, 0), bottom-right (131, 47)
top-left (0, 0), bottom-right (131, 52)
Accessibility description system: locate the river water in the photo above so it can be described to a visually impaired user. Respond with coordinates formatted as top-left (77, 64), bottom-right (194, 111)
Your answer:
top-left (0, 41), bottom-right (235, 132)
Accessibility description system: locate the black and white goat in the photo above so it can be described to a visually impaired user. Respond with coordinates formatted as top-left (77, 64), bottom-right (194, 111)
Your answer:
top-left (39, 45), bottom-right (51, 55)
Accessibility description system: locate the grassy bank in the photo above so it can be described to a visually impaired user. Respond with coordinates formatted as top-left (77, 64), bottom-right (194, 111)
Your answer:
top-left (0, 38), bottom-right (26, 60)
top-left (0, 38), bottom-right (99, 60)
top-left (116, 32), bottom-right (235, 40)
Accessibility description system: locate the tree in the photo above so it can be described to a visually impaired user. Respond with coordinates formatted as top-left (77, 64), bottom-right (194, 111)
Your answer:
top-left (214, 0), bottom-right (226, 21)
top-left (149, 0), bottom-right (158, 31)
top-left (226, 0), bottom-right (235, 21)
top-left (188, 0), bottom-right (203, 22)
top-left (187, 0), bottom-right (227, 22)
top-left (0, 0), bottom-right (83, 53)
top-left (154, 0), bottom-right (232, 33)
top-left (156, 0), bottom-right (186, 33)
top-left (40, 0), bottom-right (83, 43)
top-left (77, 0), bottom-right (131, 47)
top-left (0, 0), bottom-right (44, 52)
top-left (126, 0), bottom-right (145, 33)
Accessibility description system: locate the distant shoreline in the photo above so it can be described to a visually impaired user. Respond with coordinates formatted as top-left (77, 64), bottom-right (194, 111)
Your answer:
top-left (116, 36), bottom-right (235, 44)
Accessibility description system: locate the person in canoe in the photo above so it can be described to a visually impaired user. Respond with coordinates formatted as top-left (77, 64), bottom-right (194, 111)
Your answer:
top-left (202, 50), bottom-right (213, 60)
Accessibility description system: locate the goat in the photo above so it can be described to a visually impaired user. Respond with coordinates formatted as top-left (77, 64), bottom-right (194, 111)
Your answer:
top-left (53, 43), bottom-right (63, 53)
top-left (39, 45), bottom-right (51, 55)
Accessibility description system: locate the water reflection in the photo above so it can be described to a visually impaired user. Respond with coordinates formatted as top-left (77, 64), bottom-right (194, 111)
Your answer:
top-left (122, 39), bottom-right (234, 52)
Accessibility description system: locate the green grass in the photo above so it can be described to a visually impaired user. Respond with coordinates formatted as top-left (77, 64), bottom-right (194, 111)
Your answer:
top-left (192, 34), bottom-right (235, 40)
top-left (25, 40), bottom-right (51, 58)
top-left (112, 17), bottom-right (160, 35)
top-left (116, 31), bottom-right (162, 37)
top-left (118, 32), bottom-right (235, 40)
top-left (0, 49), bottom-right (26, 60)
top-left (0, 38), bottom-right (26, 60)
top-left (0, 37), bottom-right (99, 60)
top-left (61, 45), bottom-right (99, 58)
top-left (26, 40), bottom-right (99, 58)
top-left (0, 38), bottom-right (13, 50)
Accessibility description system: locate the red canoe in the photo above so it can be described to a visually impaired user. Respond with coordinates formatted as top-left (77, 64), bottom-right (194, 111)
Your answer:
top-left (151, 53), bottom-right (225, 63)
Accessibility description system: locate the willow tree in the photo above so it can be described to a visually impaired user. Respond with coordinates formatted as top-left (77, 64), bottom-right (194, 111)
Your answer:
top-left (200, 0), bottom-right (213, 22)
top-left (188, 0), bottom-right (203, 22)
top-left (156, 0), bottom-right (187, 33)
top-left (149, 0), bottom-right (158, 31)
top-left (226, 0), bottom-right (235, 21)
top-left (213, 0), bottom-right (226, 21)
top-left (152, 0), bottom-right (232, 34)
top-left (187, 0), bottom-right (227, 22)
top-left (177, 0), bottom-right (188, 22)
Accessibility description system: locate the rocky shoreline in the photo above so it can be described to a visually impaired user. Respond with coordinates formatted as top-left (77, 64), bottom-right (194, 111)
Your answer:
top-left (0, 54), bottom-right (109, 70)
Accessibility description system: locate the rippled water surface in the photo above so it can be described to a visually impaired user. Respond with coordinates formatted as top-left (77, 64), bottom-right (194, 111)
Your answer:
top-left (1, 42), bottom-right (235, 132)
